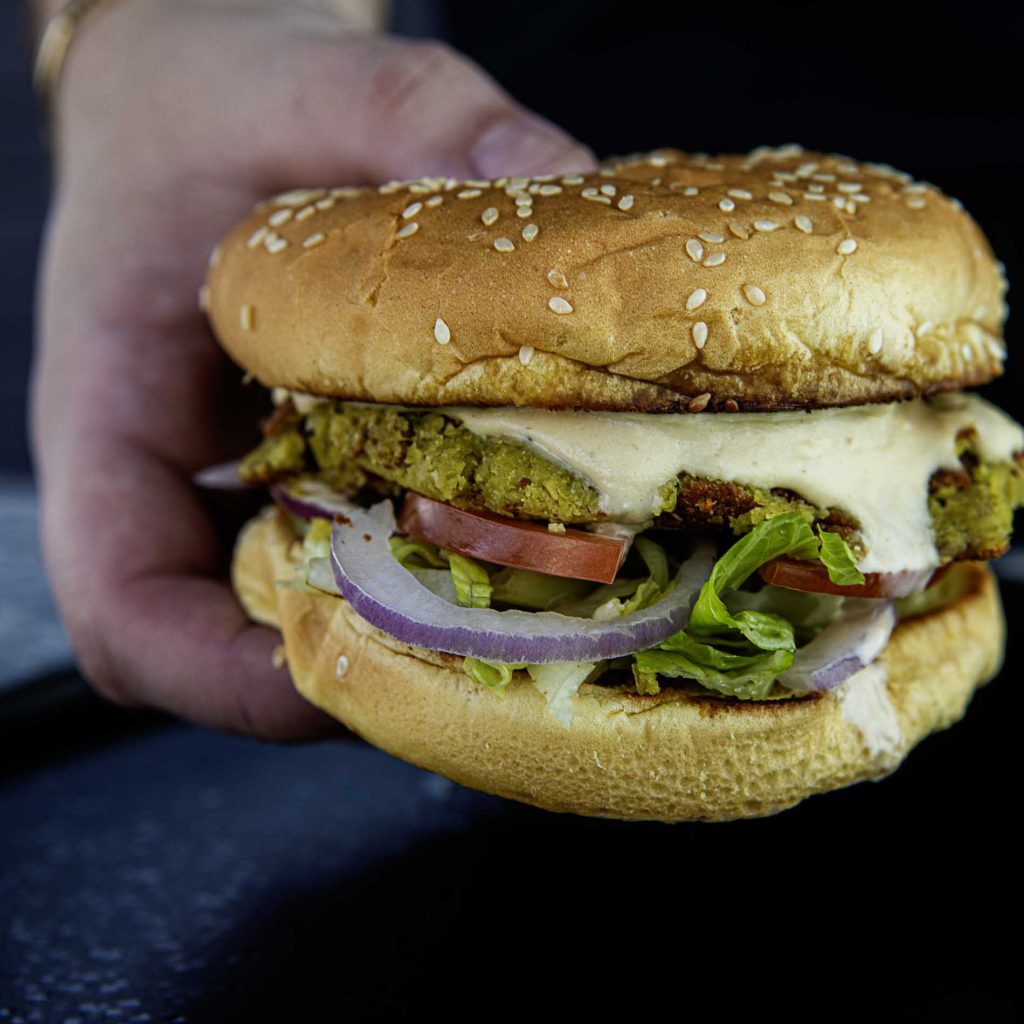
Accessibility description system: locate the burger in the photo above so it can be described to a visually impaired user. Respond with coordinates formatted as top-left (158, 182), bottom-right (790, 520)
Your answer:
top-left (205, 146), bottom-right (1023, 821)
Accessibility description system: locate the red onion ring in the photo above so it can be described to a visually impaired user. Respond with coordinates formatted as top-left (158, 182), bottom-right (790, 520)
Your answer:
top-left (271, 479), bottom-right (364, 521)
top-left (780, 599), bottom-right (897, 693)
top-left (328, 499), bottom-right (716, 664)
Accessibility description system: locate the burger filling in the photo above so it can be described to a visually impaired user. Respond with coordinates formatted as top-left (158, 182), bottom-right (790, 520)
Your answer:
top-left (241, 392), bottom-right (1023, 722)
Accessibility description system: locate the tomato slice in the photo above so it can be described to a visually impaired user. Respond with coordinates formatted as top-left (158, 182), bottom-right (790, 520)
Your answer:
top-left (758, 558), bottom-right (950, 598)
top-left (398, 492), bottom-right (627, 584)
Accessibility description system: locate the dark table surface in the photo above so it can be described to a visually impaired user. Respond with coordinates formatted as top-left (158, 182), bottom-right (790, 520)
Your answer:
top-left (2, 580), bottom-right (1022, 1022)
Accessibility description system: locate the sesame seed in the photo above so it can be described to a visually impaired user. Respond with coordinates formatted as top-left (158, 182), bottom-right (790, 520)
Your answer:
top-left (426, 195), bottom-right (444, 207)
top-left (582, 193), bottom-right (612, 204)
top-left (686, 288), bottom-right (707, 310)
top-left (808, 183), bottom-right (826, 194)
top-left (906, 197), bottom-right (927, 210)
top-left (315, 198), bottom-right (335, 211)
top-left (581, 187), bottom-right (598, 198)
top-left (444, 178), bottom-right (459, 191)
top-left (519, 345), bottom-right (534, 365)
top-left (508, 177), bottom-right (530, 190)
top-left (434, 318), bottom-right (451, 345)
top-left (869, 329), bottom-right (884, 355)
top-left (837, 238), bottom-right (858, 255)
top-left (465, 179), bottom-right (491, 188)
top-left (753, 219), bottom-right (779, 232)
top-left (457, 189), bottom-right (482, 199)
top-left (728, 221), bottom-right (750, 240)
top-left (493, 237), bottom-right (515, 252)
top-left (743, 284), bottom-right (766, 306)
top-left (514, 194), bottom-right (533, 207)
top-left (838, 182), bottom-right (862, 193)
top-left (683, 186), bottom-right (699, 196)
top-left (240, 305), bottom-right (254, 331)
top-left (795, 215), bottom-right (813, 234)
top-left (266, 237), bottom-right (288, 254)
top-left (303, 233), bottom-right (325, 248)
top-left (600, 183), bottom-right (617, 197)
top-left (693, 322), bottom-right (708, 348)
top-left (295, 206), bottom-right (316, 222)
top-left (918, 322), bottom-right (934, 338)
top-left (719, 198), bottom-right (736, 212)
top-left (698, 231), bottom-right (725, 243)
top-left (617, 194), bottom-right (635, 211)
top-left (481, 207), bottom-right (499, 226)
top-left (703, 252), bottom-right (726, 267)
top-left (850, 193), bottom-right (871, 203)
top-left (274, 188), bottom-right (324, 207)
top-left (973, 304), bottom-right (989, 319)
top-left (539, 184), bottom-right (563, 196)
top-left (769, 191), bottom-right (794, 205)
top-left (688, 392), bottom-right (711, 413)
top-left (335, 655), bottom-right (350, 679)
top-left (517, 208), bottom-right (534, 219)
top-left (547, 269), bottom-right (568, 289)
top-left (395, 222), bottom-right (419, 239)
top-left (522, 223), bottom-right (539, 241)
top-left (402, 201), bottom-right (423, 219)
top-left (962, 344), bottom-right (974, 362)
top-left (548, 296), bottom-right (574, 315)
top-left (269, 208), bottom-right (293, 227)
top-left (247, 227), bottom-right (268, 249)
top-left (803, 193), bottom-right (827, 202)
top-left (685, 238), bottom-right (704, 262)
top-left (812, 173), bottom-right (836, 183)
top-left (561, 175), bottom-right (585, 185)
top-left (728, 189), bottom-right (753, 200)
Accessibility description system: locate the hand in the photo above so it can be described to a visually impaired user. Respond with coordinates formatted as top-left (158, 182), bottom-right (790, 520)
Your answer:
top-left (33, 0), bottom-right (595, 739)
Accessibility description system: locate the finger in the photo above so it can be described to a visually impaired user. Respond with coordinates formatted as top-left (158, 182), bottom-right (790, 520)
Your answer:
top-left (37, 409), bottom-right (338, 740)
top-left (175, 30), bottom-right (597, 185)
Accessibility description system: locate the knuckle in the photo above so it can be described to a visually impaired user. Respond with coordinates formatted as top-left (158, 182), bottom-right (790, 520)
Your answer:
top-left (362, 38), bottom-right (473, 125)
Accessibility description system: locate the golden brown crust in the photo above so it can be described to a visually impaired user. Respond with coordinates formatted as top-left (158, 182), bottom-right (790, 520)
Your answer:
top-left (234, 508), bottom-right (1006, 821)
top-left (208, 147), bottom-right (1006, 412)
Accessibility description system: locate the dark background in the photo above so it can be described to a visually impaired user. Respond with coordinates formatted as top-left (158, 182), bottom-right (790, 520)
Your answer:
top-left (2, 1), bottom-right (1022, 1020)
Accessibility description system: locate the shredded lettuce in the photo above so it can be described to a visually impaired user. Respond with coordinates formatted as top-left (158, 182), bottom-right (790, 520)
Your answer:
top-left (463, 657), bottom-right (524, 697)
top-left (527, 662), bottom-right (595, 728)
top-left (303, 517), bottom-right (333, 561)
top-left (447, 552), bottom-right (492, 608)
top-left (639, 512), bottom-right (869, 700)
top-left (490, 567), bottom-right (592, 611)
top-left (635, 636), bottom-right (794, 701)
top-left (818, 530), bottom-right (866, 586)
top-left (389, 535), bottom-right (449, 570)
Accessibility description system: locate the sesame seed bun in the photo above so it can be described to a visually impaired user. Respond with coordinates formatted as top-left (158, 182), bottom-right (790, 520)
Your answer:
top-left (207, 146), bottom-right (1006, 412)
top-left (234, 508), bottom-right (1005, 821)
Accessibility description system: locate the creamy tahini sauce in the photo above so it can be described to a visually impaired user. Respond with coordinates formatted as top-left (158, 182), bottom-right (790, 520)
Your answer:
top-left (836, 663), bottom-right (903, 761)
top-left (450, 395), bottom-right (1023, 574)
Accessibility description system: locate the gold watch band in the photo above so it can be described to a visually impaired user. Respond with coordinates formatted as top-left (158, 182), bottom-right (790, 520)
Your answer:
top-left (33, 0), bottom-right (125, 118)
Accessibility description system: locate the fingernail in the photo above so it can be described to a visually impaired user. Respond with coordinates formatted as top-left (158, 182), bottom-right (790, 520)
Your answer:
top-left (470, 117), bottom-right (597, 179)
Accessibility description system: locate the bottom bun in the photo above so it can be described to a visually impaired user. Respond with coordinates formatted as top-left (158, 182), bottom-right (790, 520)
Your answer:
top-left (234, 507), bottom-right (1005, 822)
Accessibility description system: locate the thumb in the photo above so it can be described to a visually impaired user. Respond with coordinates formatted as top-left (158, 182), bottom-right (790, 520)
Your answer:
top-left (255, 34), bottom-right (597, 184)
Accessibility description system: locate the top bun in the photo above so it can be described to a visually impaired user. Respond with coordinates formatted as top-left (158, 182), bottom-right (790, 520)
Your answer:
top-left (206, 146), bottom-right (1007, 412)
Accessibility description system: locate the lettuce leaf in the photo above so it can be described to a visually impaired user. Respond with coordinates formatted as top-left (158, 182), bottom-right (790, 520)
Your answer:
top-left (527, 662), bottom-right (595, 728)
top-left (817, 530), bottom-right (866, 586)
top-left (463, 657), bottom-right (525, 697)
top-left (389, 535), bottom-right (449, 569)
top-left (639, 512), bottom-right (869, 700)
top-left (447, 552), bottom-right (492, 608)
top-left (635, 633), bottom-right (793, 700)
top-left (490, 567), bottom-right (592, 611)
